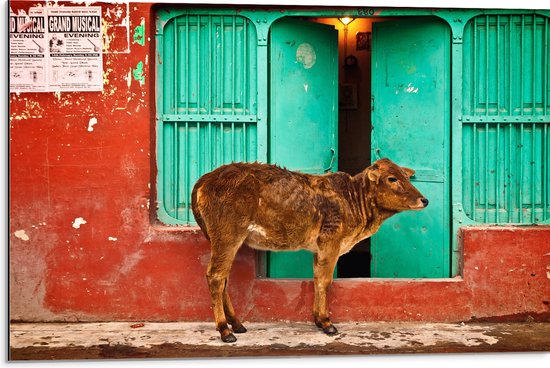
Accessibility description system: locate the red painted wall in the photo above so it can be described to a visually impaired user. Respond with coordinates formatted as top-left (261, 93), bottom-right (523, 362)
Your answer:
top-left (9, 1), bottom-right (550, 323)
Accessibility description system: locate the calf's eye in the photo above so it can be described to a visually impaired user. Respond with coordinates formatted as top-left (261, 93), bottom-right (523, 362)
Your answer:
top-left (388, 177), bottom-right (398, 183)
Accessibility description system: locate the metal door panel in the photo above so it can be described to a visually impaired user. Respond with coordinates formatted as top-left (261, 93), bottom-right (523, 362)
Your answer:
top-left (268, 18), bottom-right (338, 278)
top-left (371, 17), bottom-right (451, 278)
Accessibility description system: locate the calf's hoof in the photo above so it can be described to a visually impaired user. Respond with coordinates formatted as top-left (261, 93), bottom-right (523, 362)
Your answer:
top-left (221, 332), bottom-right (237, 343)
top-left (233, 324), bottom-right (247, 334)
top-left (322, 325), bottom-right (339, 335)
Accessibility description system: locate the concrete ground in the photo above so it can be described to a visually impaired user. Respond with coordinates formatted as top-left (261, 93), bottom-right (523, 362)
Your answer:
top-left (9, 321), bottom-right (550, 360)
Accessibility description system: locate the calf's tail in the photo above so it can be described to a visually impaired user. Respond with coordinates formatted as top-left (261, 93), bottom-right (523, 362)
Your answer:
top-left (191, 180), bottom-right (210, 241)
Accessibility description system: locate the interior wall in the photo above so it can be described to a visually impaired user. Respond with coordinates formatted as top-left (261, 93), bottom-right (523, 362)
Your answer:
top-left (312, 17), bottom-right (399, 175)
top-left (311, 18), bottom-right (371, 175)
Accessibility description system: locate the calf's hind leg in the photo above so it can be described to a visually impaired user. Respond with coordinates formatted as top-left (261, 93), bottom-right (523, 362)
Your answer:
top-left (223, 286), bottom-right (247, 333)
top-left (206, 236), bottom-right (244, 343)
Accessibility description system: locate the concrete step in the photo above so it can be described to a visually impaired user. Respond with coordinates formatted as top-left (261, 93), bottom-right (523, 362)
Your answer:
top-left (9, 321), bottom-right (550, 360)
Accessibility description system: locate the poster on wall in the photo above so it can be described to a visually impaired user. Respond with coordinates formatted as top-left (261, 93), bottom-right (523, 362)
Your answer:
top-left (46, 6), bottom-right (103, 92)
top-left (9, 6), bottom-right (103, 93)
top-left (9, 7), bottom-right (48, 92)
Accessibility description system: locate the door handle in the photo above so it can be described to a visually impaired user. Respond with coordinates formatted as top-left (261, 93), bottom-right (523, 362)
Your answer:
top-left (324, 148), bottom-right (336, 173)
top-left (374, 147), bottom-right (382, 160)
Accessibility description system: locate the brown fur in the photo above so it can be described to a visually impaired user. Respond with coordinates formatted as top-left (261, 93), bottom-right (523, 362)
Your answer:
top-left (191, 158), bottom-right (428, 342)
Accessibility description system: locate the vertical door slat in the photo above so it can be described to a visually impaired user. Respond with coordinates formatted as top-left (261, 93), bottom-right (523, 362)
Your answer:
top-left (232, 17), bottom-right (236, 115)
top-left (531, 123), bottom-right (536, 222)
top-left (208, 16), bottom-right (212, 115)
top-left (474, 17), bottom-right (478, 115)
top-left (197, 16), bottom-right (201, 113)
top-left (520, 16), bottom-right (525, 116)
top-left (496, 123), bottom-right (500, 222)
top-left (473, 123), bottom-right (478, 221)
top-left (221, 16), bottom-right (225, 113)
top-left (497, 16), bottom-right (500, 114)
top-left (244, 20), bottom-right (248, 114)
top-left (486, 16), bottom-right (490, 116)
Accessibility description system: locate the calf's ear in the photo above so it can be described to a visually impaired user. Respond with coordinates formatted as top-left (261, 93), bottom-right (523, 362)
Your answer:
top-left (401, 167), bottom-right (415, 178)
top-left (367, 164), bottom-right (381, 184)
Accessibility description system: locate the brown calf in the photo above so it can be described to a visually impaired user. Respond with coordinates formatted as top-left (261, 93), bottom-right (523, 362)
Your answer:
top-left (191, 158), bottom-right (428, 343)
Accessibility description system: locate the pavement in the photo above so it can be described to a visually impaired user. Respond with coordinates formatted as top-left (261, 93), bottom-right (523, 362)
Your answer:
top-left (9, 321), bottom-right (550, 360)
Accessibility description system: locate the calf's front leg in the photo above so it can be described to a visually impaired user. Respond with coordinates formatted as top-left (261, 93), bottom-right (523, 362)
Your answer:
top-left (312, 251), bottom-right (339, 335)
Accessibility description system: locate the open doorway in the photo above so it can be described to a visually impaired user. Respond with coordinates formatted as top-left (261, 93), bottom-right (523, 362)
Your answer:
top-left (268, 16), bottom-right (394, 278)
top-left (308, 17), bottom-right (395, 278)
top-left (267, 15), bottom-right (451, 279)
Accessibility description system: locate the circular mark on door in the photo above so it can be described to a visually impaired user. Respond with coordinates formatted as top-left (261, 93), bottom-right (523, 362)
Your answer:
top-left (296, 43), bottom-right (316, 69)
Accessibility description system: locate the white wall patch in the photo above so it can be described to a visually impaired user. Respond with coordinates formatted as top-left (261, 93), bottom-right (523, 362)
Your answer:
top-left (72, 217), bottom-right (87, 229)
top-left (87, 117), bottom-right (98, 132)
top-left (14, 230), bottom-right (30, 241)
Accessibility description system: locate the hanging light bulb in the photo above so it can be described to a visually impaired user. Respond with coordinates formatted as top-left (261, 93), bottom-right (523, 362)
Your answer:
top-left (338, 17), bottom-right (355, 26)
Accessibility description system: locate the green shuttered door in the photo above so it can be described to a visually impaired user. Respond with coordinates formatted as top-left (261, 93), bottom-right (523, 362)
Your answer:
top-left (462, 14), bottom-right (550, 224)
top-left (157, 14), bottom-right (258, 224)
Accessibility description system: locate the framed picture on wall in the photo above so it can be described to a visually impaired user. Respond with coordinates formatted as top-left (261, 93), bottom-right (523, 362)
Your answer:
top-left (356, 31), bottom-right (371, 51)
top-left (339, 82), bottom-right (358, 110)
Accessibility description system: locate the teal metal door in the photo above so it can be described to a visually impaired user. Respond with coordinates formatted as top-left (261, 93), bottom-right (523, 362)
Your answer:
top-left (371, 17), bottom-right (451, 278)
top-left (268, 18), bottom-right (338, 278)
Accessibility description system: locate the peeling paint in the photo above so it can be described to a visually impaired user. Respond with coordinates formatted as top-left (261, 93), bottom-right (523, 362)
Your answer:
top-left (296, 43), bottom-right (316, 69)
top-left (404, 83), bottom-right (419, 93)
top-left (126, 69), bottom-right (132, 88)
top-left (14, 230), bottom-right (30, 241)
top-left (108, 237), bottom-right (118, 241)
top-left (72, 217), bottom-right (87, 229)
top-left (87, 117), bottom-right (98, 132)
top-left (101, 2), bottom-right (131, 54)
top-left (133, 18), bottom-right (145, 46)
top-left (101, 18), bottom-right (112, 51)
top-left (10, 98), bottom-right (45, 121)
top-left (132, 61), bottom-right (145, 86)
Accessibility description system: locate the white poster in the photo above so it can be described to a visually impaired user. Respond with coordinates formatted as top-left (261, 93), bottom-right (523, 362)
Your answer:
top-left (9, 6), bottom-right (103, 93)
top-left (9, 7), bottom-right (48, 92)
top-left (47, 6), bottom-right (103, 92)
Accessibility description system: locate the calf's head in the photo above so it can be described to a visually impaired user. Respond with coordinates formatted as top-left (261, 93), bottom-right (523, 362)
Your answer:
top-left (365, 158), bottom-right (428, 213)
